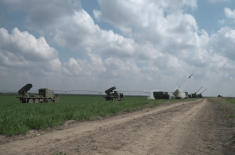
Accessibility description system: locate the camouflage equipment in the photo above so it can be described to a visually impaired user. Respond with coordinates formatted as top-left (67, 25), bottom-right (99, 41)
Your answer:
top-left (105, 86), bottom-right (124, 101)
top-left (153, 91), bottom-right (170, 99)
top-left (191, 87), bottom-right (202, 98)
top-left (16, 84), bottom-right (60, 103)
top-left (197, 88), bottom-right (207, 98)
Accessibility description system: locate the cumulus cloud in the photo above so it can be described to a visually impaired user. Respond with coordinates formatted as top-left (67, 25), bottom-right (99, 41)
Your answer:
top-left (94, 0), bottom-right (199, 59)
top-left (224, 7), bottom-right (235, 19)
top-left (0, 28), bottom-right (58, 67)
top-left (0, 0), bottom-right (81, 30)
top-left (209, 27), bottom-right (235, 61)
top-left (0, 0), bottom-right (235, 96)
top-left (49, 10), bottom-right (136, 57)
top-left (0, 28), bottom-right (154, 91)
top-left (207, 0), bottom-right (230, 3)
top-left (1, 0), bottom-right (137, 60)
top-left (94, 0), bottom-right (197, 33)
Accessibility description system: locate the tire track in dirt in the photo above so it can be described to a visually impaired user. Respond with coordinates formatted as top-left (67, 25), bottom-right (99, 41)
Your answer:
top-left (0, 99), bottom-right (223, 155)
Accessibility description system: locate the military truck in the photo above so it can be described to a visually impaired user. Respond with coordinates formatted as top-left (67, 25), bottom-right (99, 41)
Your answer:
top-left (197, 88), bottom-right (207, 98)
top-left (185, 92), bottom-right (189, 98)
top-left (16, 84), bottom-right (60, 103)
top-left (153, 91), bottom-right (170, 99)
top-left (105, 86), bottom-right (124, 101)
top-left (191, 87), bottom-right (202, 98)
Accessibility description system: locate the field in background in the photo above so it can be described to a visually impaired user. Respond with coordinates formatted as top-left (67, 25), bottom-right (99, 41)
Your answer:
top-left (0, 95), bottom-right (196, 136)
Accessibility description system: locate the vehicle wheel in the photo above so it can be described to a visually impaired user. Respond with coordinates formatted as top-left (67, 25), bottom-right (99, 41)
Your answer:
top-left (28, 99), bottom-right (34, 103)
top-left (34, 99), bottom-right (39, 103)
top-left (48, 99), bottom-right (52, 103)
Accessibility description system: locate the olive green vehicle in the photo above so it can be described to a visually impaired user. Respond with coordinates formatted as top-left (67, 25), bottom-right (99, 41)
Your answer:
top-left (191, 87), bottom-right (202, 98)
top-left (197, 88), bottom-right (207, 98)
top-left (105, 86), bottom-right (125, 101)
top-left (153, 91), bottom-right (170, 99)
top-left (16, 84), bottom-right (60, 103)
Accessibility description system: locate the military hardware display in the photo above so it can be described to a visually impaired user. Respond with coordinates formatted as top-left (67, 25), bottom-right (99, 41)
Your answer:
top-left (105, 86), bottom-right (124, 101)
top-left (16, 84), bottom-right (60, 103)
top-left (191, 87), bottom-right (202, 98)
top-left (197, 88), bottom-right (207, 98)
top-left (153, 91), bottom-right (170, 99)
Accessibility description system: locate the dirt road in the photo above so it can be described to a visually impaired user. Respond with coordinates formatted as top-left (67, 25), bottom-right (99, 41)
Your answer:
top-left (0, 99), bottom-right (233, 155)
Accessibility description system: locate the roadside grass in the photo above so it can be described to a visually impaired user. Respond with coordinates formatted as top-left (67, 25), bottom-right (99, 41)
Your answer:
top-left (225, 98), bottom-right (235, 120)
top-left (211, 98), bottom-right (235, 121)
top-left (0, 95), bottom-right (197, 136)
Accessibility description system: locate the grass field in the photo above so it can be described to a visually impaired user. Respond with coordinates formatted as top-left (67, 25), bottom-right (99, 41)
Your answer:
top-left (0, 95), bottom-right (195, 136)
top-left (215, 98), bottom-right (235, 120)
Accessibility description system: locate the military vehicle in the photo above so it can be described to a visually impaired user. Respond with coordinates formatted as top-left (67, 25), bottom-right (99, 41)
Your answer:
top-left (153, 91), bottom-right (170, 99)
top-left (105, 86), bottom-right (124, 101)
top-left (16, 84), bottom-right (60, 103)
top-left (197, 88), bottom-right (207, 98)
top-left (173, 89), bottom-right (187, 99)
top-left (191, 87), bottom-right (202, 98)
top-left (185, 92), bottom-right (189, 98)
top-left (173, 74), bottom-right (193, 99)
top-left (218, 95), bottom-right (223, 97)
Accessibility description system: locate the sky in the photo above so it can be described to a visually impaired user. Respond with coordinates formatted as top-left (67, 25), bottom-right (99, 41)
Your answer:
top-left (0, 0), bottom-right (235, 97)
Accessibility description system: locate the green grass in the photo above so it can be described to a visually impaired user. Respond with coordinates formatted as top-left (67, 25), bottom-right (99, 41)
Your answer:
top-left (225, 98), bottom-right (235, 120)
top-left (0, 95), bottom-right (195, 136)
top-left (212, 98), bottom-right (235, 121)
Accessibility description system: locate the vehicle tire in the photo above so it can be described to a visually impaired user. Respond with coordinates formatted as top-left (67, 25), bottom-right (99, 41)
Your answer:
top-left (28, 99), bottom-right (34, 103)
top-left (48, 99), bottom-right (52, 103)
top-left (34, 99), bottom-right (39, 103)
